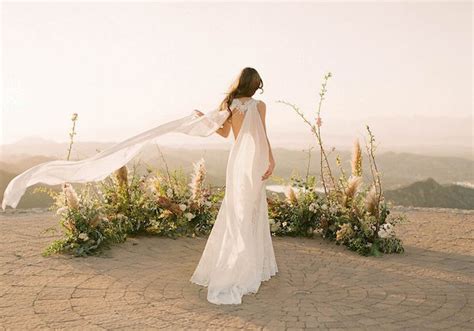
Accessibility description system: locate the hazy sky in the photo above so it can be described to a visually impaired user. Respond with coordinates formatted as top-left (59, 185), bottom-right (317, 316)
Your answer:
top-left (1, 1), bottom-right (472, 154)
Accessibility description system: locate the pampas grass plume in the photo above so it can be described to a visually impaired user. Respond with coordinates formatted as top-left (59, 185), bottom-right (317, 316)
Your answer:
top-left (351, 139), bottom-right (363, 177)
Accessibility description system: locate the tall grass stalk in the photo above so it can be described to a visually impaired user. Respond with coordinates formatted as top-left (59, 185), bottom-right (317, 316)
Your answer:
top-left (277, 72), bottom-right (336, 198)
top-left (66, 113), bottom-right (78, 161)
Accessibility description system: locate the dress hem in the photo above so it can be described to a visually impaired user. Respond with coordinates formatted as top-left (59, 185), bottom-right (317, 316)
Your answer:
top-left (190, 267), bottom-right (279, 305)
top-left (190, 268), bottom-right (279, 288)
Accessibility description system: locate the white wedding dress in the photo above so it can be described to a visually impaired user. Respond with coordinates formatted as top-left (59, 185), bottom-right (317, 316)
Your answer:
top-left (1, 97), bottom-right (278, 305)
top-left (190, 97), bottom-right (278, 305)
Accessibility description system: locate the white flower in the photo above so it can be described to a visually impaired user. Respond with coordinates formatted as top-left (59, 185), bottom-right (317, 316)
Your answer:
top-left (282, 221), bottom-right (287, 227)
top-left (56, 206), bottom-right (68, 215)
top-left (308, 203), bottom-right (317, 213)
top-left (270, 223), bottom-right (279, 232)
top-left (178, 204), bottom-right (187, 211)
top-left (321, 204), bottom-right (328, 210)
top-left (378, 223), bottom-right (394, 238)
top-left (382, 223), bottom-right (393, 231)
top-left (78, 233), bottom-right (89, 241)
top-left (268, 218), bottom-right (275, 225)
top-left (148, 181), bottom-right (157, 194)
top-left (166, 188), bottom-right (173, 198)
top-left (184, 212), bottom-right (195, 220)
top-left (378, 229), bottom-right (388, 238)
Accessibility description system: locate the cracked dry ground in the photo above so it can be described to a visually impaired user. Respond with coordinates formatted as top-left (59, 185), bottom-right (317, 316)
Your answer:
top-left (0, 209), bottom-right (473, 330)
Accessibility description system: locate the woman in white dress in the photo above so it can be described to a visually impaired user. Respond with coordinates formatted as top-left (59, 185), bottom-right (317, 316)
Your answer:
top-left (0, 66), bottom-right (278, 305)
top-left (190, 67), bottom-right (279, 305)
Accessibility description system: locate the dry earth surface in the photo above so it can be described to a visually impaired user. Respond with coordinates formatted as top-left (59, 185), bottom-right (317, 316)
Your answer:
top-left (0, 207), bottom-right (473, 330)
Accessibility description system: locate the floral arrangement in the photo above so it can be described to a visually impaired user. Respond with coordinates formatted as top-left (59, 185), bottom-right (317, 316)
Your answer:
top-left (42, 159), bottom-right (222, 257)
top-left (40, 73), bottom-right (404, 257)
top-left (271, 72), bottom-right (405, 256)
top-left (38, 112), bottom-right (223, 256)
top-left (41, 182), bottom-right (128, 257)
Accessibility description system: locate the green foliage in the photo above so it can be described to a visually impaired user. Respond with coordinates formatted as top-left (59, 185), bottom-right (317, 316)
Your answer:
top-left (43, 184), bottom-right (128, 257)
top-left (45, 158), bottom-right (222, 256)
top-left (268, 173), bottom-right (323, 237)
top-left (268, 174), bottom-right (406, 256)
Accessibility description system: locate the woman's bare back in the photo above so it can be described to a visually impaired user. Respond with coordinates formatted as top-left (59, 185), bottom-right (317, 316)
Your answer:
top-left (230, 97), bottom-right (253, 140)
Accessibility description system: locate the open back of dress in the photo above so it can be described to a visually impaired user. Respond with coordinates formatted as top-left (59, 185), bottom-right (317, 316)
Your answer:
top-left (190, 98), bottom-right (278, 305)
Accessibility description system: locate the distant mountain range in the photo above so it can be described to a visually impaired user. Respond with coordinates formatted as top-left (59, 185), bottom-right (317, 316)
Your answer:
top-left (385, 178), bottom-right (474, 210)
top-left (1, 141), bottom-right (473, 210)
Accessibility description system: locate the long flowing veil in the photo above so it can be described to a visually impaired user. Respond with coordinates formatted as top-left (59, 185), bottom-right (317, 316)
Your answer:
top-left (1, 109), bottom-right (229, 210)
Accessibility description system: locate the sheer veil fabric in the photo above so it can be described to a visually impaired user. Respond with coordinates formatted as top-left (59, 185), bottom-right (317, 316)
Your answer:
top-left (190, 97), bottom-right (278, 305)
top-left (1, 109), bottom-right (229, 210)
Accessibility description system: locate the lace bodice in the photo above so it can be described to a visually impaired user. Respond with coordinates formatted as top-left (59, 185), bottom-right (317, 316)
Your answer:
top-left (230, 98), bottom-right (258, 114)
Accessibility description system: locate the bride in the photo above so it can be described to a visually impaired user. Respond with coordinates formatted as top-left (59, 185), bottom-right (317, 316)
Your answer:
top-left (190, 67), bottom-right (278, 305)
top-left (1, 66), bottom-right (278, 305)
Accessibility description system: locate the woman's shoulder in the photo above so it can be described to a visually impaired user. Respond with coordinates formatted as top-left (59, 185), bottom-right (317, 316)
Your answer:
top-left (253, 98), bottom-right (266, 111)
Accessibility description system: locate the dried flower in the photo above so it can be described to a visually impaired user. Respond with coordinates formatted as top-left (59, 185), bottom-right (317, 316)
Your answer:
top-left (169, 203), bottom-right (183, 215)
top-left (336, 223), bottom-right (354, 242)
top-left (365, 185), bottom-right (378, 216)
top-left (189, 158), bottom-right (207, 205)
top-left (351, 139), bottom-right (363, 177)
top-left (114, 166), bottom-right (128, 188)
top-left (178, 204), bottom-right (187, 211)
top-left (89, 215), bottom-right (102, 228)
top-left (71, 113), bottom-right (78, 121)
top-left (316, 116), bottom-right (322, 127)
top-left (62, 183), bottom-right (80, 209)
top-left (344, 175), bottom-right (363, 206)
top-left (63, 219), bottom-right (76, 232)
top-left (184, 212), bottom-right (195, 220)
top-left (284, 186), bottom-right (298, 205)
top-left (157, 196), bottom-right (182, 215)
top-left (159, 210), bottom-right (173, 219)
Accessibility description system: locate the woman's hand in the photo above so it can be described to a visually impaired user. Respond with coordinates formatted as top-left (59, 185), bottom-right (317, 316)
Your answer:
top-left (261, 159), bottom-right (275, 181)
top-left (194, 109), bottom-right (204, 117)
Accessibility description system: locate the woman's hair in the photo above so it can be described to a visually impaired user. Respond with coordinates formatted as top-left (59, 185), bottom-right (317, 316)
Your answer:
top-left (219, 67), bottom-right (264, 112)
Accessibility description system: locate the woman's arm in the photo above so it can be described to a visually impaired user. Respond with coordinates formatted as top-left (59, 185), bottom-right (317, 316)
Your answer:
top-left (215, 116), bottom-right (232, 138)
top-left (256, 101), bottom-right (275, 181)
top-left (194, 110), bottom-right (231, 138)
